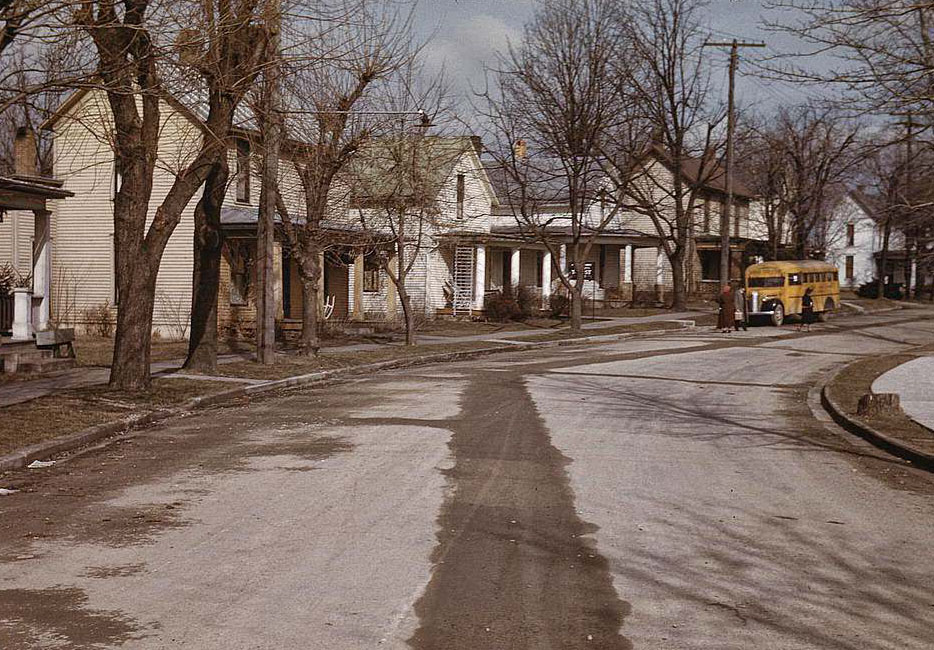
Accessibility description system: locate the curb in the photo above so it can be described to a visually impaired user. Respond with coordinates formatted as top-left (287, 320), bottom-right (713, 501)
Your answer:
top-left (819, 360), bottom-right (934, 472)
top-left (0, 321), bottom-right (695, 473)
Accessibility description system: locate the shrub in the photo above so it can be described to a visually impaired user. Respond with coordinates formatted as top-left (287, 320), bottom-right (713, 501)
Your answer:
top-left (856, 280), bottom-right (903, 300)
top-left (0, 263), bottom-right (31, 297)
top-left (548, 293), bottom-right (570, 318)
top-left (515, 284), bottom-right (539, 319)
top-left (484, 289), bottom-right (521, 322)
top-left (82, 302), bottom-right (115, 338)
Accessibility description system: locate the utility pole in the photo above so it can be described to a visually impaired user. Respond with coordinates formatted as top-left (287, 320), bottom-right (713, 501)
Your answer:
top-left (704, 39), bottom-right (765, 288)
top-left (256, 0), bottom-right (281, 364)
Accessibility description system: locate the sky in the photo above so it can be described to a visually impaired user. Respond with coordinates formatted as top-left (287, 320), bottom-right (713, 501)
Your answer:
top-left (414, 0), bottom-right (828, 116)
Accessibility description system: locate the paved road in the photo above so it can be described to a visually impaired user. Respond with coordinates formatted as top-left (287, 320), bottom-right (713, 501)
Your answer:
top-left (2, 311), bottom-right (934, 649)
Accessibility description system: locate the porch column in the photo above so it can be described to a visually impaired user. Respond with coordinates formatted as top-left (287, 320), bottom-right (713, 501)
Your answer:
top-left (559, 244), bottom-right (567, 275)
top-left (541, 250), bottom-right (552, 308)
top-left (655, 247), bottom-right (666, 302)
top-left (386, 256), bottom-right (398, 320)
top-left (12, 288), bottom-right (33, 340)
top-left (352, 253), bottom-right (364, 321)
top-left (273, 242), bottom-right (284, 320)
top-left (510, 248), bottom-right (521, 288)
top-left (910, 259), bottom-right (918, 296)
top-left (317, 252), bottom-right (326, 314)
top-left (32, 209), bottom-right (51, 331)
top-left (623, 245), bottom-right (633, 284)
top-left (473, 245), bottom-right (486, 311)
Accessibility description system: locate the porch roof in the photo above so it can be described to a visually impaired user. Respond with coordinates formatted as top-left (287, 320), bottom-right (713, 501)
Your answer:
top-left (220, 205), bottom-right (391, 245)
top-left (438, 225), bottom-right (660, 247)
top-left (0, 175), bottom-right (73, 215)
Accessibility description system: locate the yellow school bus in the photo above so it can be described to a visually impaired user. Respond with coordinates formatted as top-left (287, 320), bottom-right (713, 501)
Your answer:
top-left (745, 260), bottom-right (840, 326)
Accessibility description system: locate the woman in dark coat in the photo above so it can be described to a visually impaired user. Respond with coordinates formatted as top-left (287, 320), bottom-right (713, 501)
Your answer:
top-left (717, 284), bottom-right (734, 333)
top-left (799, 287), bottom-right (815, 332)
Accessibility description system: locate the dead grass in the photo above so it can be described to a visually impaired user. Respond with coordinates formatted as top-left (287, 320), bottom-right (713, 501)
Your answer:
top-left (214, 341), bottom-right (511, 381)
top-left (827, 350), bottom-right (934, 456)
top-left (0, 379), bottom-right (229, 456)
top-left (417, 319), bottom-right (561, 337)
top-left (75, 337), bottom-right (254, 367)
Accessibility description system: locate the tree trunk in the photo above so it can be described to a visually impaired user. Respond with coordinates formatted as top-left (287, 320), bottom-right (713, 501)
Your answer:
top-left (670, 251), bottom-right (687, 311)
top-left (569, 285), bottom-right (583, 332)
top-left (877, 218), bottom-right (891, 299)
top-left (109, 266), bottom-right (158, 392)
top-left (401, 291), bottom-right (416, 346)
top-left (299, 253), bottom-right (320, 355)
top-left (183, 159), bottom-right (228, 374)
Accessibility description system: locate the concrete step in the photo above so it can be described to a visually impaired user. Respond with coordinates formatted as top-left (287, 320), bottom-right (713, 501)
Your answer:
top-left (15, 356), bottom-right (77, 374)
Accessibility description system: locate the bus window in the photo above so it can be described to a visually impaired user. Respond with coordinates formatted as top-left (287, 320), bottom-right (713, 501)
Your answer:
top-left (788, 273), bottom-right (802, 285)
top-left (748, 276), bottom-right (784, 288)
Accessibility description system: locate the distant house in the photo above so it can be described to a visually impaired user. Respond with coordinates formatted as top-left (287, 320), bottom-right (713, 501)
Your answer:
top-left (825, 190), bottom-right (910, 290)
top-left (483, 145), bottom-right (766, 305)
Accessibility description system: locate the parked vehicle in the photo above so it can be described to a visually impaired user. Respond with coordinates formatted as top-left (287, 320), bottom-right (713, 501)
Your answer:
top-left (745, 260), bottom-right (840, 326)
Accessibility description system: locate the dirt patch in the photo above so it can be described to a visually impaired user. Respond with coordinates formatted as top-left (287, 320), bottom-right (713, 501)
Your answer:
top-left (0, 586), bottom-right (149, 649)
top-left (0, 379), bottom-right (229, 456)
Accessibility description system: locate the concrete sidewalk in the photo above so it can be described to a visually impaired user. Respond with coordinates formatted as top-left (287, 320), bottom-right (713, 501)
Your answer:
top-left (872, 356), bottom-right (934, 431)
top-left (0, 311), bottom-right (707, 408)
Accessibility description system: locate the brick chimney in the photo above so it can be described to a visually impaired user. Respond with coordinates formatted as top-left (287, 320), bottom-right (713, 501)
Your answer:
top-left (13, 126), bottom-right (37, 177)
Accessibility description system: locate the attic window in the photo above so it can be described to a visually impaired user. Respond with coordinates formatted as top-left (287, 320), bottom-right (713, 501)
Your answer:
top-left (236, 138), bottom-right (250, 203)
top-left (846, 223), bottom-right (855, 246)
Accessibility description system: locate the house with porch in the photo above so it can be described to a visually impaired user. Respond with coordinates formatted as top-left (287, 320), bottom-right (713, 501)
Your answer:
top-left (0, 128), bottom-right (75, 372)
top-left (35, 84), bottom-right (769, 339)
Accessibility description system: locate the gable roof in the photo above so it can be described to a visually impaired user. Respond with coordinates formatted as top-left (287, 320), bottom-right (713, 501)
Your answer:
top-left (646, 144), bottom-right (755, 199)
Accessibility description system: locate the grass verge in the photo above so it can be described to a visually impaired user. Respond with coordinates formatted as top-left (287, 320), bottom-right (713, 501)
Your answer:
top-left (826, 349), bottom-right (934, 457)
top-left (0, 379), bottom-right (229, 456)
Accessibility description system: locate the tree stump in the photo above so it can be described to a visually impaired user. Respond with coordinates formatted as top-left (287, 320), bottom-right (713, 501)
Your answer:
top-left (857, 393), bottom-right (901, 417)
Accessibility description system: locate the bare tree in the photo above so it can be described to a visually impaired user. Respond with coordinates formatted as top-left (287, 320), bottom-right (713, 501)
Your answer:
top-left (350, 129), bottom-right (460, 346)
top-left (480, 0), bottom-right (645, 331)
top-left (764, 1), bottom-right (934, 116)
top-left (613, 0), bottom-right (723, 310)
top-left (62, 0), bottom-right (272, 390)
top-left (274, 0), bottom-right (418, 355)
top-left (180, 0), bottom-right (268, 374)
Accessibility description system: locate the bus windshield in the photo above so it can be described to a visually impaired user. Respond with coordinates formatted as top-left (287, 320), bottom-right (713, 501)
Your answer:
top-left (748, 276), bottom-right (784, 288)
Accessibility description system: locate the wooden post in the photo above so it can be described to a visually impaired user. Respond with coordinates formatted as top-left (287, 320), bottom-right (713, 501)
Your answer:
top-left (386, 256), bottom-right (398, 320)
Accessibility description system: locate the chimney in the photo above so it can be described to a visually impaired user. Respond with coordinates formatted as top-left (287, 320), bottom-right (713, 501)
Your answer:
top-left (14, 127), bottom-right (37, 178)
top-left (514, 139), bottom-right (527, 160)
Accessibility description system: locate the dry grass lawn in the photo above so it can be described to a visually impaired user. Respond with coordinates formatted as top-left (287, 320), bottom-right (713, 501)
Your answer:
top-left (827, 349), bottom-right (934, 456)
top-left (0, 379), bottom-right (229, 456)
top-left (75, 337), bottom-right (255, 367)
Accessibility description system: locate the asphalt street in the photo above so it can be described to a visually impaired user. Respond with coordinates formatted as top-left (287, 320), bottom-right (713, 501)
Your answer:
top-left (2, 310), bottom-right (934, 649)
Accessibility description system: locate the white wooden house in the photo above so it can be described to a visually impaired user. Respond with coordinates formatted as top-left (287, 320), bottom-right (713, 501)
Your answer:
top-left (825, 190), bottom-right (911, 290)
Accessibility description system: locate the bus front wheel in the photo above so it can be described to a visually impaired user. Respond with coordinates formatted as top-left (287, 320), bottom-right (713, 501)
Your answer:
top-left (771, 303), bottom-right (785, 327)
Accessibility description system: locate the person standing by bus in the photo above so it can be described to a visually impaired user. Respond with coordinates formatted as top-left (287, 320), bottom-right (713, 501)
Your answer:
top-left (733, 282), bottom-right (748, 332)
top-left (799, 287), bottom-right (815, 332)
top-left (717, 284), bottom-right (734, 333)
